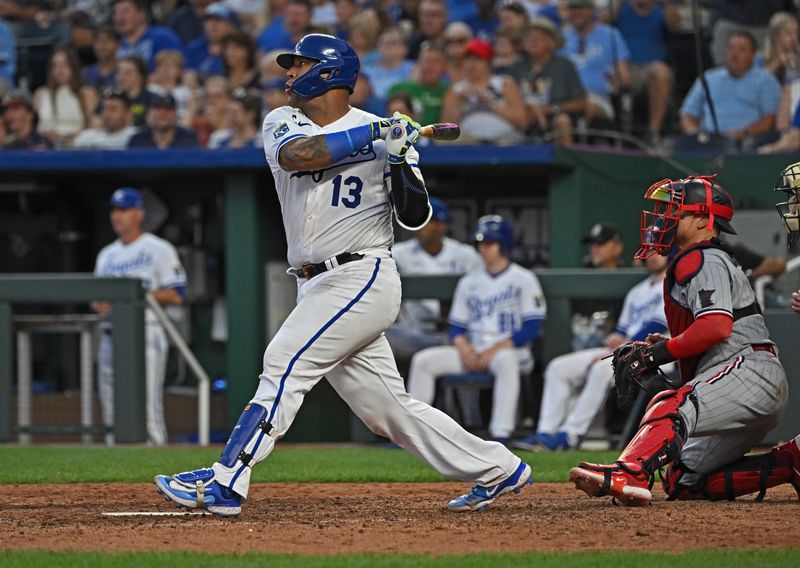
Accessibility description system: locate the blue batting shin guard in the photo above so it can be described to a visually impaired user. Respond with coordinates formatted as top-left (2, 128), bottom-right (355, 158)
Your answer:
top-left (212, 402), bottom-right (276, 498)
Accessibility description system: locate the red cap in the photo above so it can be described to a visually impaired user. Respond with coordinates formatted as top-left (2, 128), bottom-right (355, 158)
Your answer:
top-left (464, 39), bottom-right (493, 61)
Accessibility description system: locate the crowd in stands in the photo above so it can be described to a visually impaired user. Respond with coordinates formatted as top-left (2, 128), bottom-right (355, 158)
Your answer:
top-left (2, 0), bottom-right (800, 152)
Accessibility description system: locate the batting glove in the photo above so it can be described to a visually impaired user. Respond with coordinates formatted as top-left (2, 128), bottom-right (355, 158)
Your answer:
top-left (385, 112), bottom-right (420, 165)
top-left (369, 118), bottom-right (394, 140)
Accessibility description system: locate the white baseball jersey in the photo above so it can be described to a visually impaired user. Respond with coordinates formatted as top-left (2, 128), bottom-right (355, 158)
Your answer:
top-left (615, 274), bottom-right (668, 341)
top-left (393, 237), bottom-right (481, 331)
top-left (262, 105), bottom-right (421, 268)
top-left (448, 263), bottom-right (547, 351)
top-left (94, 233), bottom-right (187, 323)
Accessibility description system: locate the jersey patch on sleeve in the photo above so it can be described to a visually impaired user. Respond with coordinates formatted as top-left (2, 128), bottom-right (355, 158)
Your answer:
top-left (698, 288), bottom-right (715, 308)
top-left (273, 122), bottom-right (290, 139)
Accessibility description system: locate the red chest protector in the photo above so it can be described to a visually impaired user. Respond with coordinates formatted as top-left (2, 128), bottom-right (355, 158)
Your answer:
top-left (663, 240), bottom-right (728, 382)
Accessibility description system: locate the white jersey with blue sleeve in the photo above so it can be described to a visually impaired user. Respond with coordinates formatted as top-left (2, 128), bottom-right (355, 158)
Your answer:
top-left (94, 233), bottom-right (186, 323)
top-left (614, 274), bottom-right (667, 342)
top-left (262, 105), bottom-right (421, 269)
top-left (393, 236), bottom-right (481, 331)
top-left (448, 263), bottom-right (547, 351)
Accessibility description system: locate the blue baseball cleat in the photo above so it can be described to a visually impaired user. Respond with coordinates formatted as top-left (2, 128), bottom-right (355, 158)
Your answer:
top-left (154, 468), bottom-right (242, 517)
top-left (447, 461), bottom-right (534, 512)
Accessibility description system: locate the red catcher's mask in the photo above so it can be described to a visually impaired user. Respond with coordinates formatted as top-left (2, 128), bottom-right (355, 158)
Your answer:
top-left (634, 176), bottom-right (735, 260)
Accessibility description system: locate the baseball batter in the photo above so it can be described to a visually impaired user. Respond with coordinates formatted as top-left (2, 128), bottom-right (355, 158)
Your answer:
top-left (570, 176), bottom-right (799, 505)
top-left (155, 34), bottom-right (533, 516)
top-left (408, 215), bottom-right (546, 443)
top-left (93, 187), bottom-right (187, 446)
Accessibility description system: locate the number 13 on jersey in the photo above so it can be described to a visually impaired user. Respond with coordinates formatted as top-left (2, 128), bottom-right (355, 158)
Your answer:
top-left (330, 174), bottom-right (362, 208)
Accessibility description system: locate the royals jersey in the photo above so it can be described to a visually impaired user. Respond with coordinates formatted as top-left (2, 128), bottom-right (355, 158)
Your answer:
top-left (94, 233), bottom-right (186, 323)
top-left (614, 274), bottom-right (667, 342)
top-left (665, 243), bottom-right (773, 380)
top-left (448, 263), bottom-right (547, 351)
top-left (393, 237), bottom-right (482, 331)
top-left (262, 105), bottom-right (421, 269)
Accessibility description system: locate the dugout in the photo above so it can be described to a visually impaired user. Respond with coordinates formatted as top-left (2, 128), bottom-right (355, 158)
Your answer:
top-left (0, 146), bottom-right (798, 444)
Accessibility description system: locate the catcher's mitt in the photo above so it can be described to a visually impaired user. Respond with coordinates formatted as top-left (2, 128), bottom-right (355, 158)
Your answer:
top-left (611, 341), bottom-right (663, 409)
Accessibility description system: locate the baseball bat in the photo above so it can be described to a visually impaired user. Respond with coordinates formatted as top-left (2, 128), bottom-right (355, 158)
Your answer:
top-left (419, 123), bottom-right (461, 141)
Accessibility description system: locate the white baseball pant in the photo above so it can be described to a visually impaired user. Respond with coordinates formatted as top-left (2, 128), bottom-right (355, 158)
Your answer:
top-left (209, 256), bottom-right (520, 499)
top-left (408, 345), bottom-right (533, 439)
top-left (98, 323), bottom-right (169, 446)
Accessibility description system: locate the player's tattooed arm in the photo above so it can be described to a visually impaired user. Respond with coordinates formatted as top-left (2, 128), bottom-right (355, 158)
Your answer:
top-left (279, 135), bottom-right (334, 171)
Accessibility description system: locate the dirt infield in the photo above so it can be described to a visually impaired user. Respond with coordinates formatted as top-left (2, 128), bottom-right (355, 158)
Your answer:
top-left (2, 483), bottom-right (798, 555)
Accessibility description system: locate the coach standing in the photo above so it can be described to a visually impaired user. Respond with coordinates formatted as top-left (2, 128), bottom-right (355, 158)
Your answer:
top-left (92, 188), bottom-right (187, 446)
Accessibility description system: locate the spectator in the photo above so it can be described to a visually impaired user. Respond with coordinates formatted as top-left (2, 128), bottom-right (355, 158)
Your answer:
top-left (723, 241), bottom-right (787, 282)
top-left (764, 12), bottom-right (800, 131)
top-left (83, 25), bottom-right (119, 91)
top-left (680, 31), bottom-right (781, 147)
top-left (0, 16), bottom-right (16, 95)
top-left (463, 0), bottom-right (498, 38)
top-left (522, 17), bottom-right (586, 145)
top-left (562, 0), bottom-right (631, 122)
top-left (148, 50), bottom-right (192, 127)
top-left (386, 92), bottom-right (416, 119)
top-left (0, 89), bottom-right (51, 150)
top-left (707, 0), bottom-right (783, 67)
top-left (128, 92), bottom-right (198, 149)
top-left (167, 0), bottom-right (213, 45)
top-left (208, 87), bottom-right (263, 149)
top-left (440, 39), bottom-right (528, 144)
top-left (222, 32), bottom-right (261, 91)
top-left (256, 0), bottom-right (312, 54)
top-left (388, 42), bottom-right (448, 125)
top-left (68, 10), bottom-right (97, 68)
top-left (190, 75), bottom-right (230, 146)
top-left (613, 0), bottom-right (672, 144)
top-left (262, 78), bottom-right (288, 113)
top-left (408, 215), bottom-right (547, 445)
top-left (582, 223), bottom-right (624, 268)
top-left (492, 27), bottom-right (528, 83)
top-left (363, 28), bottom-right (415, 111)
top-left (512, 253), bottom-right (668, 451)
top-left (442, 22), bottom-right (474, 84)
top-left (115, 55), bottom-right (153, 127)
top-left (497, 0), bottom-right (528, 34)
top-left (73, 87), bottom-right (137, 149)
top-left (183, 2), bottom-right (236, 79)
top-left (224, 0), bottom-right (265, 35)
top-left (387, 197), bottom-right (481, 366)
top-left (93, 187), bottom-right (187, 446)
top-left (258, 50), bottom-right (285, 86)
top-left (758, 100), bottom-right (800, 154)
top-left (334, 0), bottom-right (359, 39)
top-left (311, 0), bottom-right (337, 27)
top-left (408, 0), bottom-right (448, 59)
top-left (346, 11), bottom-right (381, 67)
top-left (34, 48), bottom-right (98, 148)
top-left (114, 0), bottom-right (182, 72)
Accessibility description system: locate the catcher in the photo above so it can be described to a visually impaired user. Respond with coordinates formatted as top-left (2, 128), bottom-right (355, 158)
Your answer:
top-left (570, 175), bottom-right (800, 505)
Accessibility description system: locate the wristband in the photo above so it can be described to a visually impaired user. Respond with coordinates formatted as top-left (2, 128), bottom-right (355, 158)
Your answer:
top-left (324, 124), bottom-right (373, 162)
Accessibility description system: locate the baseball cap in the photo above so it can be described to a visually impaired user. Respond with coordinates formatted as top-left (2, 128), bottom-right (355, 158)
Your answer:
top-left (102, 86), bottom-right (131, 106)
top-left (429, 197), bottom-right (450, 223)
top-left (499, 0), bottom-right (526, 15)
top-left (2, 88), bottom-right (34, 111)
top-left (582, 223), bottom-right (622, 245)
top-left (567, 0), bottom-right (595, 6)
top-left (204, 2), bottom-right (237, 23)
top-left (443, 22), bottom-right (473, 42)
top-left (110, 187), bottom-right (144, 209)
top-left (150, 92), bottom-right (176, 109)
top-left (527, 16), bottom-right (564, 49)
top-left (464, 39), bottom-right (493, 61)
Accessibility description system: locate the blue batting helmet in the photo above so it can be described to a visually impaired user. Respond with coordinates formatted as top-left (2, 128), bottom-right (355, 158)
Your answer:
top-left (429, 197), bottom-right (450, 223)
top-left (277, 34), bottom-right (360, 98)
top-left (474, 215), bottom-right (515, 255)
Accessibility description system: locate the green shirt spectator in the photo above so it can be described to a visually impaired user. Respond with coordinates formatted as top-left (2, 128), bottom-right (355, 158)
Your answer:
top-left (388, 43), bottom-right (448, 125)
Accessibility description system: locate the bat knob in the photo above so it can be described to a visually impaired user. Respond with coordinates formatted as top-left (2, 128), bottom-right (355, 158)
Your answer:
top-left (391, 126), bottom-right (404, 138)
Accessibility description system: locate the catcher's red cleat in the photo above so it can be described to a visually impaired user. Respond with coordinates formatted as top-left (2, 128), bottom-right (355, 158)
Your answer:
top-left (570, 462), bottom-right (653, 506)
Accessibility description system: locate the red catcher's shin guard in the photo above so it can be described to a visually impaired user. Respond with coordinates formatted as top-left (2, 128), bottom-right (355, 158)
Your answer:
top-left (617, 388), bottom-right (690, 478)
top-left (701, 438), bottom-right (800, 502)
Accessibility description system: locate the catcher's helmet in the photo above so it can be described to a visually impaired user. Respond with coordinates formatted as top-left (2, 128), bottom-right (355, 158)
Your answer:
top-left (474, 215), bottom-right (515, 255)
top-left (772, 161), bottom-right (800, 247)
top-left (277, 34), bottom-right (359, 98)
top-left (635, 175), bottom-right (735, 259)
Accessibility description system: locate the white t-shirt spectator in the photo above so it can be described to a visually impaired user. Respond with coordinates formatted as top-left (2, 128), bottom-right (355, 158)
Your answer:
top-left (73, 126), bottom-right (138, 149)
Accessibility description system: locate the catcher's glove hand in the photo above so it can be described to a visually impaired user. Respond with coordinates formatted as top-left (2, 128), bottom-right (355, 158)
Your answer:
top-left (611, 341), bottom-right (673, 409)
